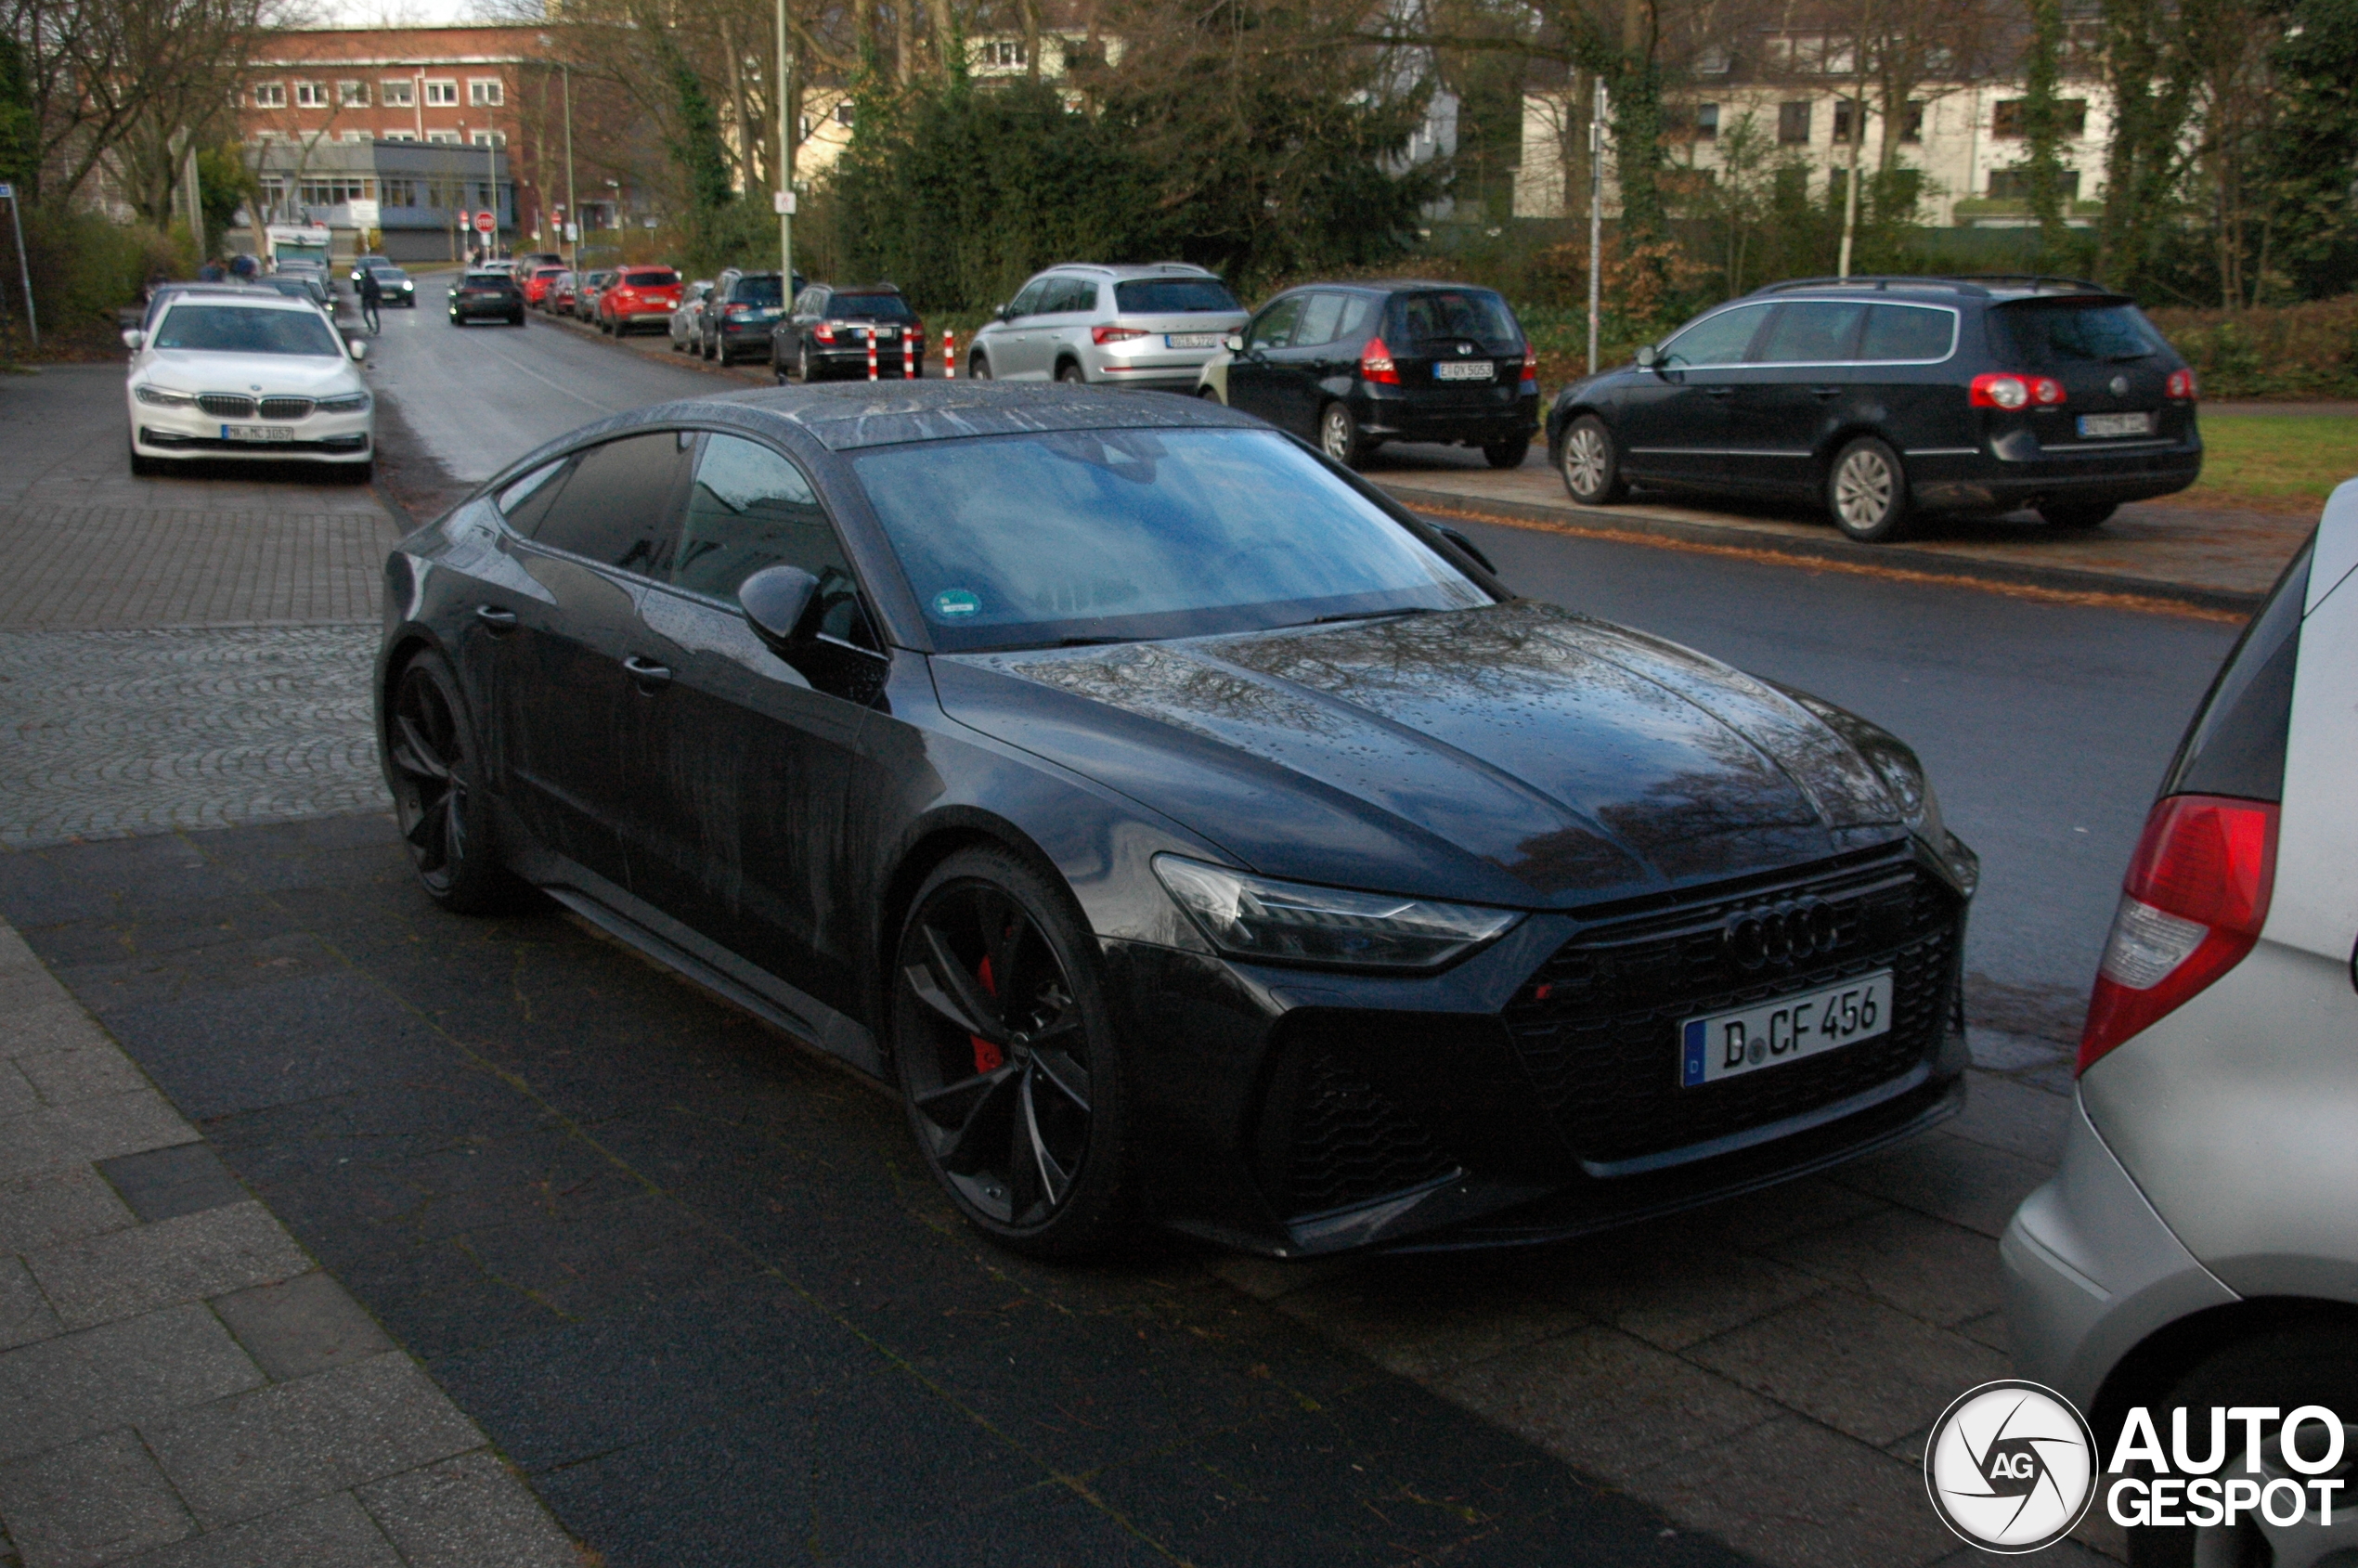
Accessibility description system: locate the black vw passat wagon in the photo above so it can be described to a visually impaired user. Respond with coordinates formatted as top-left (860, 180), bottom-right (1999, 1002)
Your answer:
top-left (1546, 276), bottom-right (2203, 542)
top-left (1219, 282), bottom-right (1541, 471)
top-left (377, 382), bottom-right (1975, 1260)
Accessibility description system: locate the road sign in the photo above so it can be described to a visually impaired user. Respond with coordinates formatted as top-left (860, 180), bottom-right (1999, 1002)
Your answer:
top-left (772, 189), bottom-right (797, 216)
top-left (473, 211), bottom-right (496, 234)
top-left (0, 184), bottom-right (13, 200)
top-left (346, 200), bottom-right (380, 228)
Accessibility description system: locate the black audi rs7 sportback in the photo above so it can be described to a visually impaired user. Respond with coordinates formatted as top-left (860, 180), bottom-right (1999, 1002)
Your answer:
top-left (375, 382), bottom-right (1977, 1258)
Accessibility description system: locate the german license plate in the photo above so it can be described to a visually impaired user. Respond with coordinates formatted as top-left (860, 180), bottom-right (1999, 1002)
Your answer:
top-left (2077, 411), bottom-right (2154, 438)
top-left (1678, 970), bottom-right (1894, 1088)
top-left (222, 424), bottom-right (294, 443)
top-left (872, 326), bottom-right (896, 340)
top-left (1434, 360), bottom-right (1496, 382)
top-left (1166, 332), bottom-right (1222, 349)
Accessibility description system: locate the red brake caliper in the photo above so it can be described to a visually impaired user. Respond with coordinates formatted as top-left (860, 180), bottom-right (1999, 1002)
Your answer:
top-left (970, 952), bottom-right (1004, 1075)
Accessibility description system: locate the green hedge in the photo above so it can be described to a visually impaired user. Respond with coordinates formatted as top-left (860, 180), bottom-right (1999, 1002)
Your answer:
top-left (2145, 297), bottom-right (2358, 399)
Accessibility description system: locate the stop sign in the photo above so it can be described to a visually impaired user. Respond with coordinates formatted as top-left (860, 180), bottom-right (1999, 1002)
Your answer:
top-left (473, 211), bottom-right (495, 233)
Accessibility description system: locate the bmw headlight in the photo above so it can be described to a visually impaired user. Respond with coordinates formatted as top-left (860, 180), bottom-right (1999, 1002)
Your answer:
top-left (315, 392), bottom-right (371, 413)
top-left (399, 280), bottom-right (413, 292)
top-left (135, 385), bottom-right (194, 408)
top-left (1152, 855), bottom-right (1521, 969)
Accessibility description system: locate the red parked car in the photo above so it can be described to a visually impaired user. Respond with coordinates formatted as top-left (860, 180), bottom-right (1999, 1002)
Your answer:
top-left (524, 266), bottom-right (566, 307)
top-left (597, 267), bottom-right (683, 337)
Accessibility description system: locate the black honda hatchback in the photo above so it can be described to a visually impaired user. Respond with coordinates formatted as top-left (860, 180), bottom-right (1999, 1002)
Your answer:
top-left (1545, 276), bottom-right (2203, 541)
top-left (1220, 281), bottom-right (1541, 471)
top-left (377, 382), bottom-right (1974, 1260)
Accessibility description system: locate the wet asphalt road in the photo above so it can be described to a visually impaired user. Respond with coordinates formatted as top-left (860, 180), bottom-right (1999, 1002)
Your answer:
top-left (369, 275), bottom-right (2243, 1038)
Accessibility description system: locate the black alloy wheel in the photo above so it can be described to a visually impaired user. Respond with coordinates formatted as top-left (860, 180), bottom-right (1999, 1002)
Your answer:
top-left (892, 849), bottom-right (1128, 1257)
top-left (385, 652), bottom-right (515, 914)
top-left (1559, 414), bottom-right (1627, 504)
top-left (1827, 435), bottom-right (1913, 543)
top-left (1484, 435), bottom-right (1532, 470)
top-left (2040, 501), bottom-right (2118, 529)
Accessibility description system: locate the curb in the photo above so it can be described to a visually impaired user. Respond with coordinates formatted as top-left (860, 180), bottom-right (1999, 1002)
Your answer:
top-left (1374, 481), bottom-right (2268, 617)
top-left (536, 304), bottom-right (770, 385)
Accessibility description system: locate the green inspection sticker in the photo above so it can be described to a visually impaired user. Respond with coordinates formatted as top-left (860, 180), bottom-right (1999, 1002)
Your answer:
top-left (933, 589), bottom-right (981, 617)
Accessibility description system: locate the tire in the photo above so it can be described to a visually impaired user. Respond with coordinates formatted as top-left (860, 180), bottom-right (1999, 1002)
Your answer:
top-left (2122, 1323), bottom-right (2358, 1568)
top-left (342, 459), bottom-right (374, 484)
top-left (1826, 435), bottom-right (1912, 543)
top-left (383, 651), bottom-right (522, 914)
top-left (1558, 414), bottom-right (1627, 504)
top-left (891, 846), bottom-right (1132, 1259)
top-left (1483, 435), bottom-right (1532, 470)
top-left (2041, 501), bottom-right (2118, 529)
top-left (797, 343), bottom-right (815, 383)
top-left (1318, 400), bottom-right (1370, 468)
top-left (129, 444), bottom-right (162, 478)
top-left (967, 352), bottom-right (992, 381)
top-left (1056, 360), bottom-right (1086, 386)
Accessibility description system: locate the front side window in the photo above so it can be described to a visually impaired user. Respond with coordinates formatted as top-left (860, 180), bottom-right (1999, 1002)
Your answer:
top-left (1753, 301), bottom-right (1866, 363)
top-left (1661, 303), bottom-right (1769, 367)
top-left (1004, 279), bottom-right (1050, 317)
top-left (153, 305), bottom-right (342, 357)
top-left (1246, 296), bottom-right (1304, 351)
top-left (672, 435), bottom-right (852, 609)
top-left (852, 428), bottom-right (1487, 650)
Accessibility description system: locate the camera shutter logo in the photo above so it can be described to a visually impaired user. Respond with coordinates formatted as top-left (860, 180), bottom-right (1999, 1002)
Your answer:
top-left (1925, 1380), bottom-right (2098, 1552)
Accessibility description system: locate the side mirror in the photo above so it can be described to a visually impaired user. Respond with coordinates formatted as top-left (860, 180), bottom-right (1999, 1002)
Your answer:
top-left (348, 339), bottom-right (368, 362)
top-left (995, 303), bottom-right (1015, 322)
top-left (1223, 331), bottom-right (1244, 354)
top-left (1435, 524), bottom-right (1497, 576)
top-left (1634, 343), bottom-right (1660, 369)
top-left (739, 564), bottom-right (823, 655)
top-left (122, 329), bottom-right (146, 351)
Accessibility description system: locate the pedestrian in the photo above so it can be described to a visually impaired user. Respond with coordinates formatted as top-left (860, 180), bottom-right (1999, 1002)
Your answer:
top-left (228, 253), bottom-right (257, 281)
top-left (356, 264), bottom-right (383, 336)
top-left (197, 258), bottom-right (227, 282)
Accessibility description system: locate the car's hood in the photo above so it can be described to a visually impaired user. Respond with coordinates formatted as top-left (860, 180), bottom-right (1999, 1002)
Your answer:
top-left (139, 350), bottom-right (359, 395)
top-left (932, 601), bottom-right (1911, 907)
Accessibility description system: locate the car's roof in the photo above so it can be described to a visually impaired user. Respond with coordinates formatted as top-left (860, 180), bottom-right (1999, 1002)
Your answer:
top-left (1743, 274), bottom-right (2129, 305)
top-left (160, 290), bottom-right (316, 313)
top-left (1043, 263), bottom-right (1217, 280)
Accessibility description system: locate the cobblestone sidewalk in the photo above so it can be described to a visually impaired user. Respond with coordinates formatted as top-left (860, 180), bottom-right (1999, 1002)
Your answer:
top-left (0, 918), bottom-right (580, 1568)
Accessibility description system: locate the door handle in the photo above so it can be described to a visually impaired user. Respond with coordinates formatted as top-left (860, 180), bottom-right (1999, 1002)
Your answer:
top-left (1703, 385), bottom-right (1734, 397)
top-left (474, 605), bottom-right (517, 634)
top-left (622, 654), bottom-right (672, 691)
top-left (1809, 386), bottom-right (1842, 399)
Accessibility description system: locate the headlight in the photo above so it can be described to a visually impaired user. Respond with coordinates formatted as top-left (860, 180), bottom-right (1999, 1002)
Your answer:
top-left (400, 280), bottom-right (413, 292)
top-left (315, 392), bottom-right (371, 413)
top-left (134, 385), bottom-right (194, 407)
top-left (1152, 855), bottom-right (1521, 969)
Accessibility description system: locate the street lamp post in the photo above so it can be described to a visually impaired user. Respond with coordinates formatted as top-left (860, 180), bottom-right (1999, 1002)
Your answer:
top-left (563, 64), bottom-right (578, 274)
top-left (775, 0), bottom-right (794, 289)
top-left (1587, 76), bottom-right (1606, 377)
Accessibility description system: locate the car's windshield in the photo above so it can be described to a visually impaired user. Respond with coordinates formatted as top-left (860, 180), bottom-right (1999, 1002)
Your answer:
top-left (833, 292), bottom-right (915, 320)
top-left (851, 427), bottom-right (1488, 651)
top-left (1993, 302), bottom-right (2165, 364)
top-left (734, 275), bottom-right (784, 306)
top-left (1112, 279), bottom-right (1242, 314)
top-left (152, 305), bottom-right (341, 356)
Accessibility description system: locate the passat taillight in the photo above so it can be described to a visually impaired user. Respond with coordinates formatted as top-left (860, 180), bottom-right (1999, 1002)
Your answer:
top-left (1521, 342), bottom-right (1537, 390)
top-left (2078, 794), bottom-right (2278, 1075)
top-left (1360, 336), bottom-right (1400, 385)
top-left (1971, 372), bottom-right (2066, 409)
top-left (2167, 368), bottom-right (2199, 401)
top-left (1092, 325), bottom-right (1147, 345)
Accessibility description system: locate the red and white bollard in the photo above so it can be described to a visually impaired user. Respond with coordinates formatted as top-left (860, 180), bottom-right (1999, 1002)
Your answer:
top-left (943, 330), bottom-right (956, 379)
top-left (866, 333), bottom-right (878, 381)
top-left (902, 332), bottom-right (914, 380)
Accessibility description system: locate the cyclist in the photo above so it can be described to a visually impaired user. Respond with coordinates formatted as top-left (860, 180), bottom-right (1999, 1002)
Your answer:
top-left (356, 265), bottom-right (383, 335)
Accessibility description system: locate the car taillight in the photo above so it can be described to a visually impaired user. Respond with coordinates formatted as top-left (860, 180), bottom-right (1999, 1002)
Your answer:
top-left (1521, 342), bottom-right (1537, 387)
top-left (725, 304), bottom-right (750, 317)
top-left (2079, 794), bottom-right (2278, 1075)
top-left (2167, 368), bottom-right (2198, 401)
top-left (1970, 372), bottom-right (2065, 408)
top-left (1360, 336), bottom-right (1400, 385)
top-left (1093, 325), bottom-right (1147, 345)
top-left (813, 321), bottom-right (836, 343)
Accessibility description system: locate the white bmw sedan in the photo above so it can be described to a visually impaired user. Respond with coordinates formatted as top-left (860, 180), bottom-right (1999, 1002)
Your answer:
top-left (123, 292), bottom-right (374, 480)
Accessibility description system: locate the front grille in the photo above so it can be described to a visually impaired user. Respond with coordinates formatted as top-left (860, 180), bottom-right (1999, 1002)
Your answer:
top-left (1283, 1050), bottom-right (1458, 1215)
top-left (196, 393), bottom-right (255, 418)
top-left (1504, 849), bottom-right (1962, 1167)
top-left (258, 396), bottom-right (314, 421)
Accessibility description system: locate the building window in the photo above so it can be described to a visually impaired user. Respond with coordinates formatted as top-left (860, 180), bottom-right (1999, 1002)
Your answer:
top-left (294, 82), bottom-right (327, 108)
top-left (1992, 98), bottom-right (2088, 139)
top-left (469, 130), bottom-right (507, 148)
top-left (1901, 101), bottom-right (1925, 142)
top-left (426, 129), bottom-right (460, 144)
top-left (467, 78), bottom-right (503, 107)
top-left (1695, 46), bottom-right (1730, 74)
top-left (1778, 100), bottom-right (1813, 143)
top-left (253, 83), bottom-right (286, 108)
top-left (341, 130), bottom-right (369, 144)
top-left (299, 176), bottom-right (370, 207)
top-left (423, 79), bottom-right (458, 107)
top-left (1987, 168), bottom-right (2081, 200)
top-left (980, 39), bottom-right (1025, 67)
top-left (1832, 97), bottom-right (1863, 142)
top-left (1696, 102), bottom-right (1719, 140)
top-left (835, 100), bottom-right (855, 125)
top-left (338, 80), bottom-right (368, 107)
top-left (381, 79), bottom-right (414, 107)
top-left (382, 178), bottom-right (419, 207)
top-left (382, 129), bottom-right (417, 142)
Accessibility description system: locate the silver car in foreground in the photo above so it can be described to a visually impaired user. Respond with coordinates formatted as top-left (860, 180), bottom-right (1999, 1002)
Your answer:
top-left (2002, 480), bottom-right (2358, 1567)
top-left (964, 263), bottom-right (1246, 391)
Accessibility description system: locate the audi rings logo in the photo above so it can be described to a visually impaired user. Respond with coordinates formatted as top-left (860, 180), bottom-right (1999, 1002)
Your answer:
top-left (1721, 898), bottom-right (1837, 970)
top-left (1925, 1380), bottom-right (2098, 1552)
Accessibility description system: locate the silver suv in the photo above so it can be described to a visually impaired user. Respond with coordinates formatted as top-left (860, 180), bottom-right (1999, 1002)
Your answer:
top-left (965, 263), bottom-right (1246, 392)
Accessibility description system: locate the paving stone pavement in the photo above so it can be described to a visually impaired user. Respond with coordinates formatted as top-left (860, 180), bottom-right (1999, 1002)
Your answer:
top-left (0, 917), bottom-right (581, 1568)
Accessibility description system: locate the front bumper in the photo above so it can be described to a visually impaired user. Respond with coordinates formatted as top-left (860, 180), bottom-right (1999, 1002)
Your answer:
top-left (2001, 1094), bottom-right (2237, 1413)
top-left (131, 399), bottom-right (373, 463)
top-left (1116, 836), bottom-right (1974, 1256)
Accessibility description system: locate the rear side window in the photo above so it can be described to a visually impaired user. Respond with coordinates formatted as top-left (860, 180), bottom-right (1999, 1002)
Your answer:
top-left (526, 431), bottom-right (695, 577)
top-left (1993, 302), bottom-right (2164, 366)
top-left (1393, 290), bottom-right (1519, 347)
top-left (1113, 278), bottom-right (1242, 314)
top-left (1044, 278), bottom-right (1099, 314)
top-left (2162, 538), bottom-right (2313, 802)
top-left (1753, 302), bottom-right (1866, 364)
top-left (1662, 303), bottom-right (1770, 367)
top-left (1859, 305), bottom-right (1956, 362)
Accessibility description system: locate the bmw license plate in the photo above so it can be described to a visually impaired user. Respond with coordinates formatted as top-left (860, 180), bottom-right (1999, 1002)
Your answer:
top-left (1166, 332), bottom-right (1222, 349)
top-left (1678, 970), bottom-right (1893, 1088)
top-left (222, 424), bottom-right (294, 443)
top-left (2077, 411), bottom-right (2155, 438)
top-left (1434, 360), bottom-right (1496, 382)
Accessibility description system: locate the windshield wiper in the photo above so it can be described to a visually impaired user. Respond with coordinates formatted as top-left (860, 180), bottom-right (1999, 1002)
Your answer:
top-left (1304, 606), bottom-right (1435, 627)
